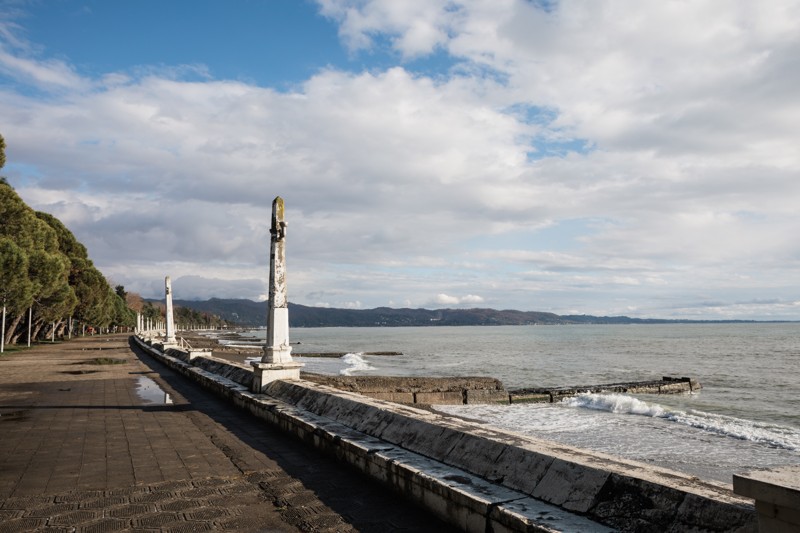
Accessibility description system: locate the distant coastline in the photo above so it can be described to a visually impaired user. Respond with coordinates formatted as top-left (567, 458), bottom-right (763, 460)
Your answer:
top-left (147, 297), bottom-right (793, 328)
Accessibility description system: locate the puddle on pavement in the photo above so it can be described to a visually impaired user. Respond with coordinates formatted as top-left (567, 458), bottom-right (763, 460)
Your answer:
top-left (135, 375), bottom-right (173, 405)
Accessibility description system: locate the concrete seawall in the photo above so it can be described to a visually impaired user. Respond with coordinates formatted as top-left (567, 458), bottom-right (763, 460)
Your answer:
top-left (303, 374), bottom-right (510, 405)
top-left (132, 335), bottom-right (757, 532)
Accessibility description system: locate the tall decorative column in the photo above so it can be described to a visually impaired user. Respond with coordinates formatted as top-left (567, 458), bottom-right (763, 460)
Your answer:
top-left (251, 196), bottom-right (303, 392)
top-left (264, 197), bottom-right (292, 364)
top-left (164, 276), bottom-right (177, 344)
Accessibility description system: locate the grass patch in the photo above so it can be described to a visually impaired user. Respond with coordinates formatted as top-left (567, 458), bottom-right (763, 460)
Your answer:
top-left (0, 345), bottom-right (30, 355)
top-left (88, 357), bottom-right (127, 365)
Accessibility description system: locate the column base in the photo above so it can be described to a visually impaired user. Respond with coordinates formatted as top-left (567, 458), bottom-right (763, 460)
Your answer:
top-left (262, 344), bottom-right (293, 364)
top-left (250, 361), bottom-right (304, 393)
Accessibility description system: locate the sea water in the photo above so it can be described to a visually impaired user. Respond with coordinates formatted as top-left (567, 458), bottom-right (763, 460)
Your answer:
top-left (235, 323), bottom-right (800, 484)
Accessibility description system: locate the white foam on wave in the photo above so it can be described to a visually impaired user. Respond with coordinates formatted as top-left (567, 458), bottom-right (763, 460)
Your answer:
top-left (437, 402), bottom-right (603, 434)
top-left (339, 353), bottom-right (375, 376)
top-left (565, 394), bottom-right (666, 417)
top-left (216, 337), bottom-right (264, 346)
top-left (565, 393), bottom-right (800, 451)
top-left (221, 343), bottom-right (264, 349)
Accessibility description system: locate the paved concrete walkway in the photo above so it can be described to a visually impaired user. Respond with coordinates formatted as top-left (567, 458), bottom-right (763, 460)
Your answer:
top-left (0, 334), bottom-right (454, 532)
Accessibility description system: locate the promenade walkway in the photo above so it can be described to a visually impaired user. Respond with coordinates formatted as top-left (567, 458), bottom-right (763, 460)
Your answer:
top-left (0, 334), bottom-right (453, 532)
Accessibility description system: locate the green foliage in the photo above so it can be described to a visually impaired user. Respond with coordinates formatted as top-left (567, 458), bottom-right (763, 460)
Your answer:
top-left (71, 266), bottom-right (110, 325)
top-left (1, 184), bottom-right (71, 323)
top-left (115, 285), bottom-right (127, 299)
top-left (0, 170), bottom-right (138, 343)
top-left (0, 238), bottom-right (34, 311)
top-left (111, 288), bottom-right (136, 327)
top-left (0, 133), bottom-right (5, 170)
top-left (36, 212), bottom-right (89, 264)
top-left (141, 301), bottom-right (163, 321)
top-left (174, 305), bottom-right (224, 328)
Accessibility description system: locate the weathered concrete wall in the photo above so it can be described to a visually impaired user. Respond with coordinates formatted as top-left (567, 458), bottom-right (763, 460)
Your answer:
top-left (734, 465), bottom-right (800, 532)
top-left (132, 335), bottom-right (756, 532)
top-left (263, 379), bottom-right (754, 531)
top-left (133, 336), bottom-right (611, 532)
top-left (153, 342), bottom-right (254, 387)
top-left (303, 374), bottom-right (510, 405)
top-left (186, 354), bottom-right (254, 389)
top-left (302, 374), bottom-right (504, 392)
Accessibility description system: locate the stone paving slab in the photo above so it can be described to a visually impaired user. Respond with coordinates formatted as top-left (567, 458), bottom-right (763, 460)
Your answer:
top-left (0, 334), bottom-right (455, 532)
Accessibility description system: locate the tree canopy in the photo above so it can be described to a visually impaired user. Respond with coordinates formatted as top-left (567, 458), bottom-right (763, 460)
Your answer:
top-left (1, 135), bottom-right (136, 345)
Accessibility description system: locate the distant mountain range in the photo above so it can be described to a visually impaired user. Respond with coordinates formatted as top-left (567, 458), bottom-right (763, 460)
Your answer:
top-left (160, 298), bottom-right (764, 327)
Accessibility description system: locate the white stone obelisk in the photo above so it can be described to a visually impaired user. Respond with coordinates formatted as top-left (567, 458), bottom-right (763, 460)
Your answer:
top-left (165, 276), bottom-right (177, 344)
top-left (263, 197), bottom-right (292, 363)
top-left (251, 196), bottom-right (302, 392)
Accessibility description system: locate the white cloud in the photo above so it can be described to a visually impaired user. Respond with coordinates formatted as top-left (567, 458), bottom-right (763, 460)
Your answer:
top-left (0, 42), bottom-right (87, 90)
top-left (434, 293), bottom-right (484, 306)
top-left (2, 1), bottom-right (800, 319)
top-left (169, 275), bottom-right (266, 302)
top-left (318, 0), bottom-right (456, 57)
top-left (435, 293), bottom-right (460, 305)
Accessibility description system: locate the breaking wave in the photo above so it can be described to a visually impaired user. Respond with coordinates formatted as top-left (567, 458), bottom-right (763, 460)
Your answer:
top-left (339, 353), bottom-right (375, 376)
top-left (565, 393), bottom-right (800, 451)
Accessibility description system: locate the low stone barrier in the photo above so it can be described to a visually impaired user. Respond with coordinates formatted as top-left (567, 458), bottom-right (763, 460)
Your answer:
top-left (302, 374), bottom-right (510, 405)
top-left (303, 374), bottom-right (698, 406)
top-left (164, 347), bottom-right (255, 389)
top-left (132, 335), bottom-right (756, 532)
top-left (263, 379), bottom-right (754, 531)
top-left (510, 376), bottom-right (700, 403)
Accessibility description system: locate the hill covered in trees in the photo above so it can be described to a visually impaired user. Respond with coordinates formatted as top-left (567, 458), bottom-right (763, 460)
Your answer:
top-left (168, 298), bottom-right (762, 328)
top-left (169, 299), bottom-right (570, 327)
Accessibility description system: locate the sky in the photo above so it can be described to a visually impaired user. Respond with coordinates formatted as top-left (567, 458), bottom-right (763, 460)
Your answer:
top-left (1, 0), bottom-right (799, 320)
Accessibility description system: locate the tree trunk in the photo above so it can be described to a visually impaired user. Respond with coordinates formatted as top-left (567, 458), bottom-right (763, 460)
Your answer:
top-left (30, 319), bottom-right (46, 342)
top-left (54, 320), bottom-right (66, 339)
top-left (4, 312), bottom-right (24, 346)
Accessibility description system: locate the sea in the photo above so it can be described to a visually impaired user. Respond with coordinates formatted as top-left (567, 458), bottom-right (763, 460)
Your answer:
top-left (222, 323), bottom-right (800, 485)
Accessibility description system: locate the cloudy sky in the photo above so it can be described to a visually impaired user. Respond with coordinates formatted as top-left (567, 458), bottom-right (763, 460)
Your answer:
top-left (2, 0), bottom-right (799, 320)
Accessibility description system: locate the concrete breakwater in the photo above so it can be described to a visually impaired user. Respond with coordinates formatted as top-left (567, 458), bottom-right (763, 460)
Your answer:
top-left (303, 374), bottom-right (700, 406)
top-left (302, 374), bottom-right (509, 405)
top-left (191, 331), bottom-right (700, 404)
top-left (509, 376), bottom-right (700, 404)
top-left (132, 335), bottom-right (757, 532)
